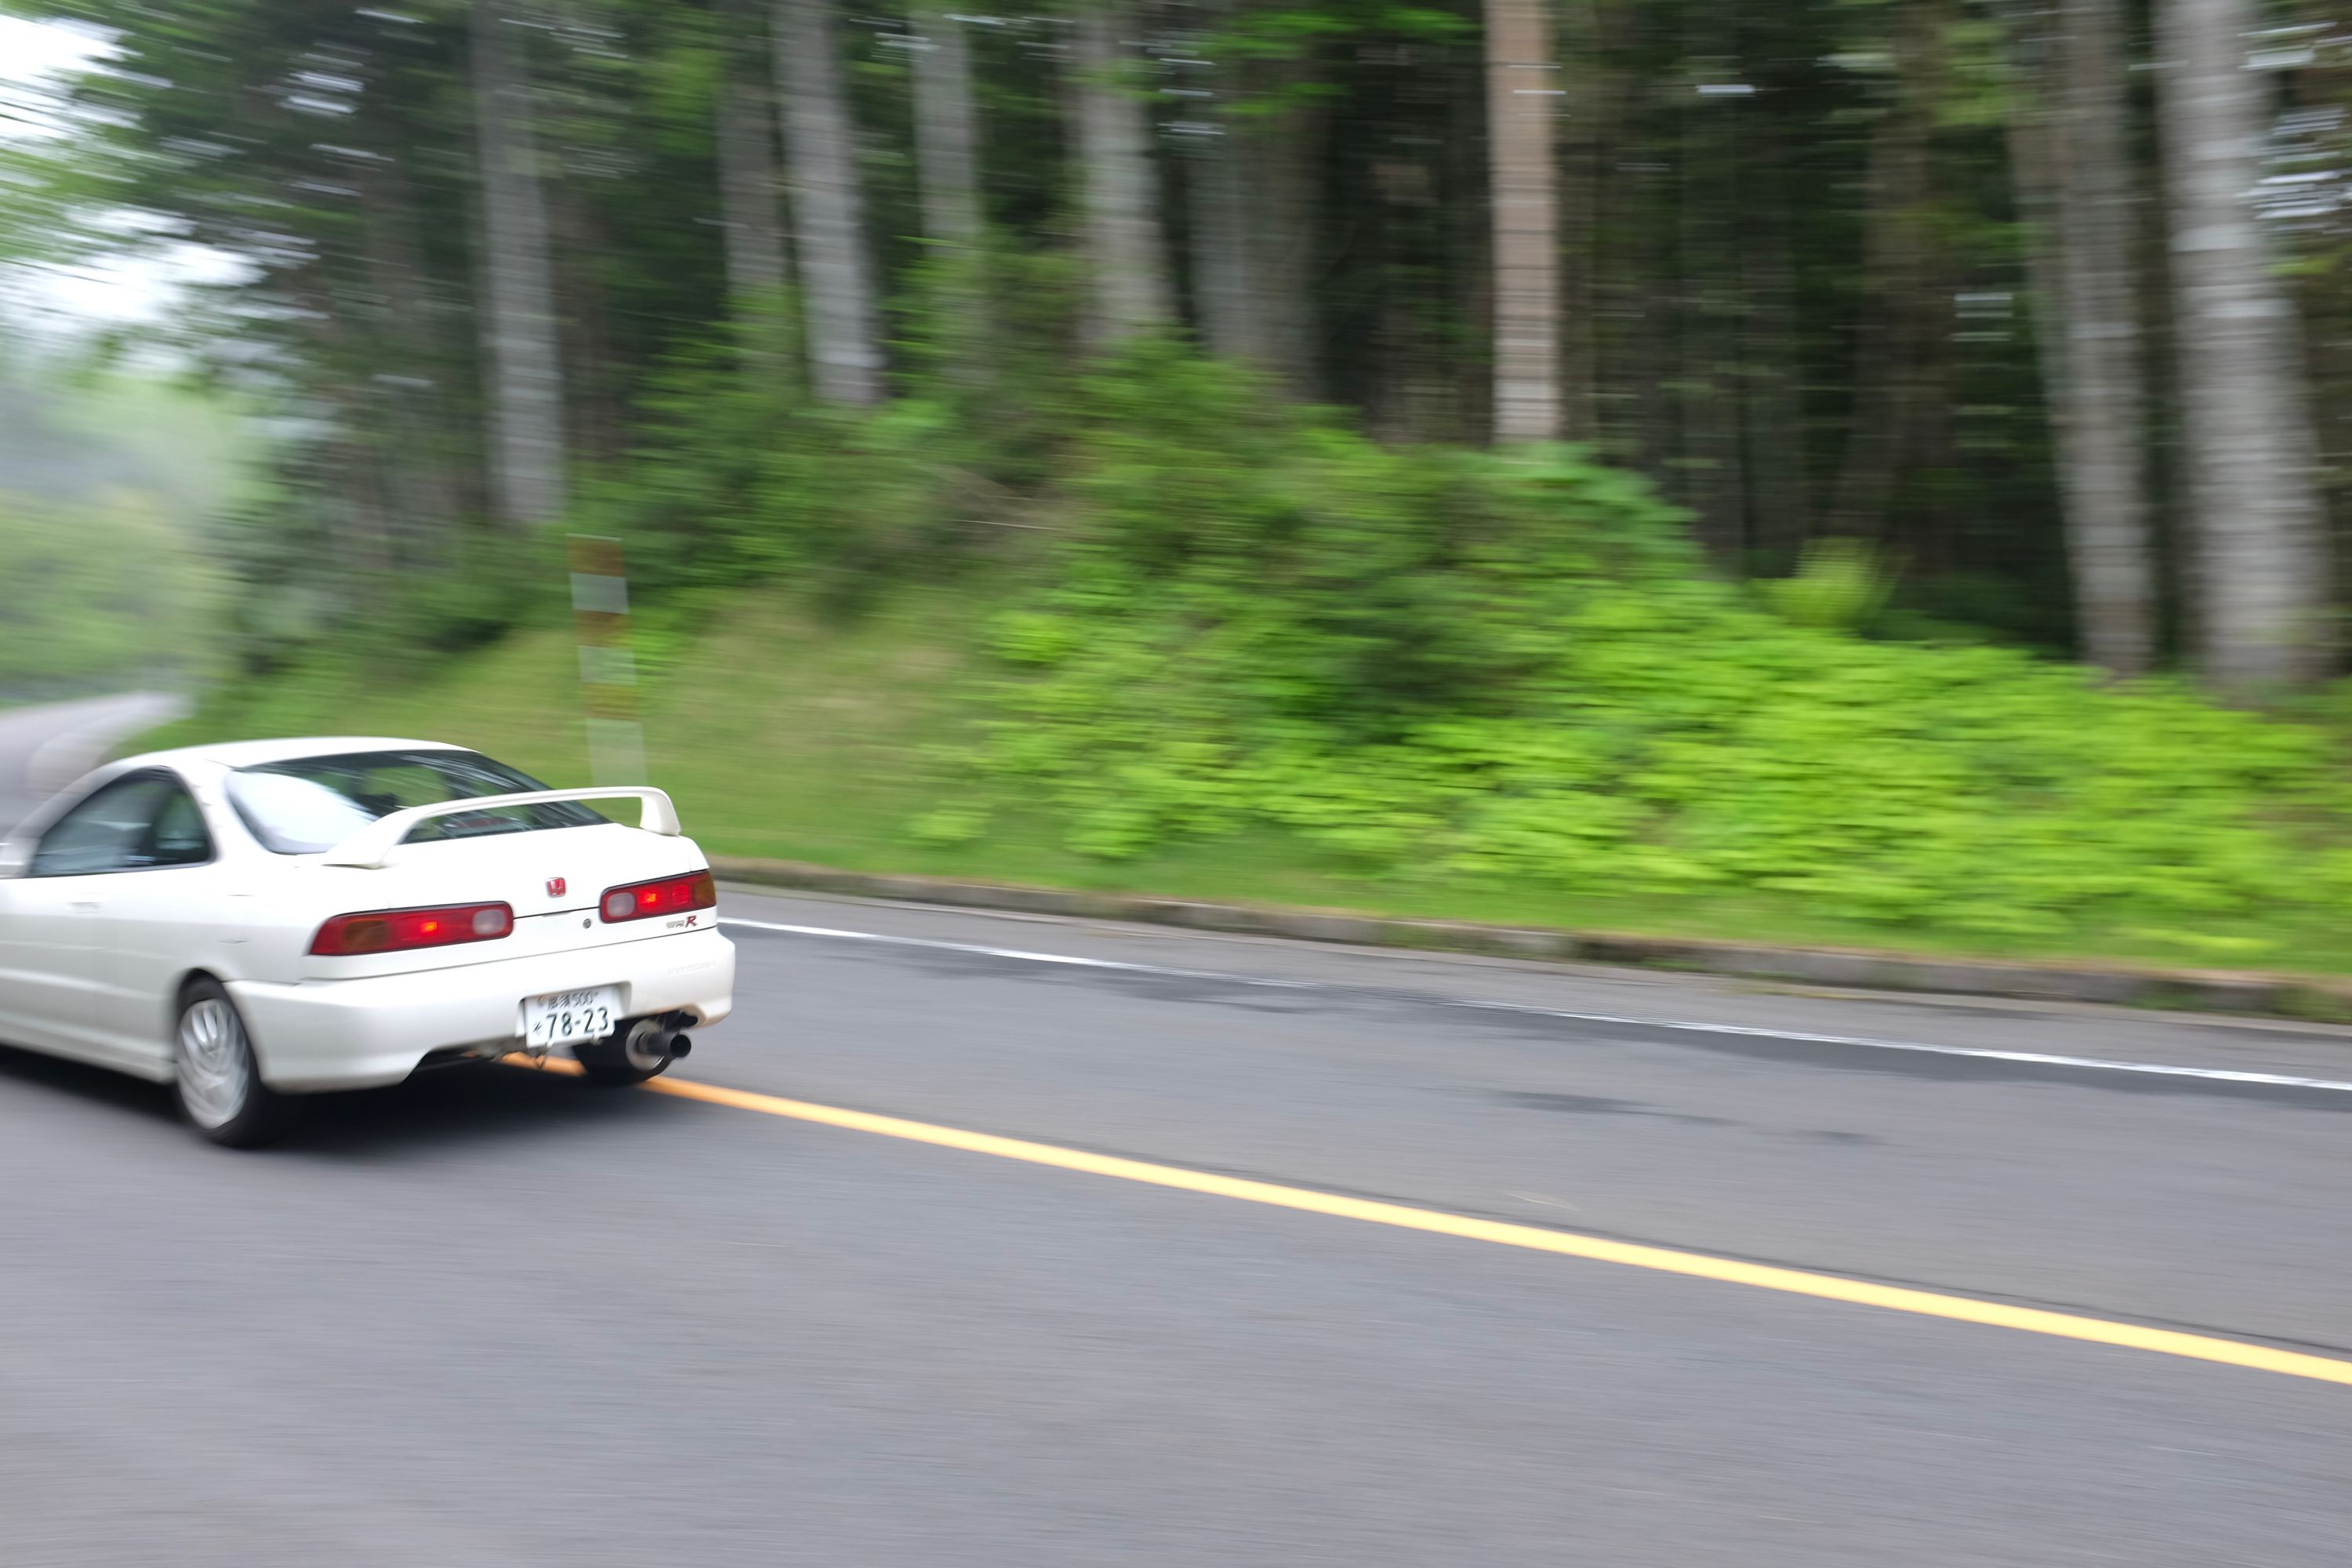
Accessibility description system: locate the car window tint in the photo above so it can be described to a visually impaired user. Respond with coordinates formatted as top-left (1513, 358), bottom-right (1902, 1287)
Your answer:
top-left (147, 785), bottom-right (214, 867)
top-left (31, 775), bottom-right (176, 877)
top-left (223, 771), bottom-right (376, 854)
top-left (228, 750), bottom-right (604, 855)
top-left (356, 764), bottom-right (455, 812)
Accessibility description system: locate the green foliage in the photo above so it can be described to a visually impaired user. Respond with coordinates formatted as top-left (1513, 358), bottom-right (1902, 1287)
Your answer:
top-left (0, 490), bottom-right (216, 695)
top-left (582, 245), bottom-right (1085, 605)
top-left (577, 342), bottom-right (974, 610)
top-left (28, 0), bottom-right (2352, 964)
top-left (942, 347), bottom-right (2352, 941)
top-left (1762, 539), bottom-right (1896, 633)
top-left (4, 0), bottom-right (2118, 671)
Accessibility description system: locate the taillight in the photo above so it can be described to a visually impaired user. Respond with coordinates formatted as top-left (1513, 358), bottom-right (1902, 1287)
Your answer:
top-left (309, 902), bottom-right (514, 956)
top-left (599, 869), bottom-right (716, 924)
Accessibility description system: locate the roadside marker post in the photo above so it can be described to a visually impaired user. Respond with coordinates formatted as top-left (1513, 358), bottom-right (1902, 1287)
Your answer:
top-left (568, 535), bottom-right (646, 786)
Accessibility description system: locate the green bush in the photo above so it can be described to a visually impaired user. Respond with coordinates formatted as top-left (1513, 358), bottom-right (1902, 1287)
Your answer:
top-left (0, 490), bottom-right (216, 695)
top-left (1762, 539), bottom-right (1896, 633)
top-left (583, 249), bottom-right (1087, 607)
top-left (948, 347), bottom-right (2352, 943)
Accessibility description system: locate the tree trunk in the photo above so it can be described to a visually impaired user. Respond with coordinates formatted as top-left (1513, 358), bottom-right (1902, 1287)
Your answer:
top-left (1675, 14), bottom-right (1744, 561)
top-left (1072, 4), bottom-right (1173, 346)
top-left (716, 0), bottom-right (788, 313)
top-left (1740, 108), bottom-right (1810, 562)
top-left (470, 0), bottom-right (566, 528)
top-left (1190, 110), bottom-right (1258, 361)
top-left (2000, 1), bottom-right (2072, 484)
top-left (554, 185), bottom-right (622, 464)
top-left (1187, 0), bottom-right (1256, 365)
top-left (775, 0), bottom-right (883, 405)
top-left (1553, 0), bottom-right (1599, 444)
top-left (2158, 0), bottom-right (2333, 688)
top-left (912, 0), bottom-right (983, 246)
top-left (1582, 0), bottom-right (1661, 470)
top-left (2053, 0), bottom-right (2157, 675)
top-left (1830, 2), bottom-right (1941, 539)
top-left (2005, 0), bottom-right (2158, 676)
top-left (1359, 48), bottom-right (1461, 442)
top-left (359, 157), bottom-right (463, 560)
top-left (1189, 21), bottom-right (1321, 397)
top-left (1483, 0), bottom-right (1559, 441)
top-left (1248, 85), bottom-right (1323, 399)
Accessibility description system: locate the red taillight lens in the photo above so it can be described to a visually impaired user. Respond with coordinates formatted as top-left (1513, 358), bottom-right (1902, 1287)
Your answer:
top-left (598, 869), bottom-right (716, 924)
top-left (309, 902), bottom-right (514, 956)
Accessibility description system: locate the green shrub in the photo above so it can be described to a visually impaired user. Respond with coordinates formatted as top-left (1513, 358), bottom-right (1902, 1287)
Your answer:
top-left (944, 346), bottom-right (2352, 942)
top-left (583, 249), bottom-right (1088, 606)
top-left (1763, 539), bottom-right (1895, 633)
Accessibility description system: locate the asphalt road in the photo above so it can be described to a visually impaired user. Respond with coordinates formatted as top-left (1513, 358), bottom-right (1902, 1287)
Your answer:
top-left (3, 702), bottom-right (2350, 1565)
top-left (0, 691), bottom-right (185, 835)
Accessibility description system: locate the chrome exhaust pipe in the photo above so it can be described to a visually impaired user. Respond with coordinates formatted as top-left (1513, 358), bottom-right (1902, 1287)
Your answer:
top-left (623, 1018), bottom-right (687, 1071)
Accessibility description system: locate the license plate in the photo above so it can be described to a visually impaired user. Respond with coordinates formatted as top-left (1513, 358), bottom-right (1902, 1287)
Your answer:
top-left (524, 987), bottom-right (620, 1050)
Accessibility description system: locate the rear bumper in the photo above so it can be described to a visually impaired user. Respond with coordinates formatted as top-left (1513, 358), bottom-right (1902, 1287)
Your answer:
top-left (230, 928), bottom-right (735, 1093)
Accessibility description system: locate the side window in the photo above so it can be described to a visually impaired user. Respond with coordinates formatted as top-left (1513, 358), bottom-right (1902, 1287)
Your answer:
top-left (29, 774), bottom-right (211, 877)
top-left (147, 786), bottom-right (215, 867)
top-left (30, 778), bottom-right (167, 877)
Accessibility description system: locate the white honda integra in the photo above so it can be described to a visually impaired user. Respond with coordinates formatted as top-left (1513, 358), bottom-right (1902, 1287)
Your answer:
top-left (0, 738), bottom-right (735, 1146)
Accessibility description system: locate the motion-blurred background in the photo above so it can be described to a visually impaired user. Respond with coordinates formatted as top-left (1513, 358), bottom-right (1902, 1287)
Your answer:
top-left (4, 0), bottom-right (2352, 975)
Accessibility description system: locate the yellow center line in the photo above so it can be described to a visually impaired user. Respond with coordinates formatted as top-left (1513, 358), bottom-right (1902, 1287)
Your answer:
top-left (516, 1057), bottom-right (2352, 1386)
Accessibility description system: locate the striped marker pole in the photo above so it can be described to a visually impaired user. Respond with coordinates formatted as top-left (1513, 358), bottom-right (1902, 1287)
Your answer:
top-left (568, 535), bottom-right (646, 786)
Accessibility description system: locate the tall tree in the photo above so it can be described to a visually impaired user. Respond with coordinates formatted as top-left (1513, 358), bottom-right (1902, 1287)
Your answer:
top-left (2053, 0), bottom-right (2156, 676)
top-left (1553, 0), bottom-right (1604, 443)
top-left (775, 0), bottom-right (884, 404)
top-left (358, 153), bottom-right (466, 554)
top-left (1738, 105), bottom-right (1811, 560)
top-left (912, 0), bottom-right (983, 245)
top-left (1189, 102), bottom-right (1258, 363)
top-left (2006, 0), bottom-right (2157, 676)
top-left (1483, 0), bottom-right (1559, 441)
top-left (472, 0), bottom-right (568, 528)
top-left (2158, 0), bottom-right (2333, 688)
top-left (2000, 2), bottom-right (2074, 516)
top-left (715, 0), bottom-right (789, 313)
top-left (1829, 0), bottom-right (1944, 539)
top-left (1674, 23), bottom-right (1748, 558)
top-left (1186, 0), bottom-right (1258, 368)
top-left (1185, 3), bottom-right (1322, 397)
top-left (1247, 91), bottom-right (1323, 399)
top-left (1072, 3), bottom-right (1174, 345)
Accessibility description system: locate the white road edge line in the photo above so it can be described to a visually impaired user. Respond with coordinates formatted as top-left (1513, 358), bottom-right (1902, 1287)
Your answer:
top-left (717, 916), bottom-right (2352, 1094)
top-left (720, 918), bottom-right (1318, 988)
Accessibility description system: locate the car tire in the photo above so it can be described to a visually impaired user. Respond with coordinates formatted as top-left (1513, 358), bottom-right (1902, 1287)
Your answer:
top-left (575, 1021), bottom-right (676, 1087)
top-left (174, 978), bottom-right (298, 1148)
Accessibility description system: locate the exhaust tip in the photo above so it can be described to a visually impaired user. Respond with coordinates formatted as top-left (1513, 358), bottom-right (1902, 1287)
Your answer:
top-left (622, 1018), bottom-right (688, 1072)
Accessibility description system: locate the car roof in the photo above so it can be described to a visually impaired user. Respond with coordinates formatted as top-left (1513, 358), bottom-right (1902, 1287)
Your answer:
top-left (129, 736), bottom-right (472, 771)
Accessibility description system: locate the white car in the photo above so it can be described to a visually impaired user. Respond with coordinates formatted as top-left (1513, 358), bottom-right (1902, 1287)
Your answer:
top-left (0, 737), bottom-right (735, 1146)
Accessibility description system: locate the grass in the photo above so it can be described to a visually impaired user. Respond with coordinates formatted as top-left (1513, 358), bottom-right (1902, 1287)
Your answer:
top-left (132, 580), bottom-right (2352, 982)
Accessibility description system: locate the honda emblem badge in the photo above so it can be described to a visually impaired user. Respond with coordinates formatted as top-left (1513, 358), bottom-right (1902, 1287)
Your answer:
top-left (546, 877), bottom-right (568, 898)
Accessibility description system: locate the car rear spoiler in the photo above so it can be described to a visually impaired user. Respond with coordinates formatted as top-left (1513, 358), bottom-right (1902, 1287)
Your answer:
top-left (321, 786), bottom-right (684, 869)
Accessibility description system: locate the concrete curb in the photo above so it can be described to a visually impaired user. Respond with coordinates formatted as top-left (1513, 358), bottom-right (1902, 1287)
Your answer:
top-left (710, 855), bottom-right (2352, 1022)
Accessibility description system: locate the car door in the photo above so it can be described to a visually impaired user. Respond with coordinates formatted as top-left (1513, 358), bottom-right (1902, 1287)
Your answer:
top-left (93, 774), bottom-right (237, 1074)
top-left (0, 835), bottom-right (102, 1057)
top-left (0, 771), bottom-right (180, 1065)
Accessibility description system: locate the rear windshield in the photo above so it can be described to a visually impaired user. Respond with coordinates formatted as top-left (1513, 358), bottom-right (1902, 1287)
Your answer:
top-left (227, 750), bottom-right (605, 855)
